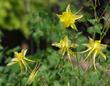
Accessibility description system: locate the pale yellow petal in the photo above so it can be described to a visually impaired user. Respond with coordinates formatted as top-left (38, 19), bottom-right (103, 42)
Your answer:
top-left (63, 36), bottom-right (69, 43)
top-left (52, 43), bottom-right (61, 48)
top-left (14, 52), bottom-right (18, 55)
top-left (99, 52), bottom-right (106, 60)
top-left (57, 14), bottom-right (65, 22)
top-left (66, 4), bottom-right (71, 12)
top-left (7, 58), bottom-right (18, 66)
top-left (74, 15), bottom-right (83, 20)
top-left (89, 37), bottom-right (94, 42)
top-left (93, 51), bottom-right (97, 70)
top-left (7, 61), bottom-right (17, 66)
top-left (24, 57), bottom-right (35, 62)
top-left (71, 23), bottom-right (78, 30)
top-left (19, 60), bottom-right (27, 73)
top-left (21, 49), bottom-right (27, 56)
top-left (11, 58), bottom-right (19, 62)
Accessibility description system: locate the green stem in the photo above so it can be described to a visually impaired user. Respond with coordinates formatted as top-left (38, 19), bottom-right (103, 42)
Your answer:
top-left (76, 52), bottom-right (81, 80)
top-left (55, 55), bottom-right (63, 69)
top-left (100, 15), bottom-right (110, 40)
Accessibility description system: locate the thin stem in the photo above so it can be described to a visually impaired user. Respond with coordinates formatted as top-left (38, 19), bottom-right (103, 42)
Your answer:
top-left (99, 3), bottom-right (109, 20)
top-left (100, 15), bottom-right (110, 40)
top-left (91, 0), bottom-right (97, 39)
top-left (55, 55), bottom-right (63, 69)
top-left (76, 52), bottom-right (81, 80)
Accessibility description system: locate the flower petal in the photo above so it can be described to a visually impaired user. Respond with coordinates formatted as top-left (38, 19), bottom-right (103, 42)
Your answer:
top-left (52, 43), bottom-right (61, 48)
top-left (7, 61), bottom-right (17, 66)
top-left (93, 51), bottom-right (97, 70)
top-left (71, 23), bottom-right (78, 30)
top-left (24, 57), bottom-right (36, 63)
top-left (7, 58), bottom-right (18, 66)
top-left (21, 49), bottom-right (28, 56)
top-left (74, 15), bottom-right (83, 20)
top-left (19, 60), bottom-right (27, 73)
top-left (99, 52), bottom-right (106, 60)
top-left (11, 58), bottom-right (19, 62)
top-left (66, 4), bottom-right (71, 12)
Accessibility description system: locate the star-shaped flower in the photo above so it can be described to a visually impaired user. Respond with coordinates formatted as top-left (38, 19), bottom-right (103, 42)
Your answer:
top-left (7, 49), bottom-right (35, 73)
top-left (52, 36), bottom-right (76, 58)
top-left (57, 4), bottom-right (83, 30)
top-left (82, 38), bottom-right (107, 70)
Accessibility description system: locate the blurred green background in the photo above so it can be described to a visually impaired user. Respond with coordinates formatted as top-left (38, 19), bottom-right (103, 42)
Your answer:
top-left (0, 0), bottom-right (110, 86)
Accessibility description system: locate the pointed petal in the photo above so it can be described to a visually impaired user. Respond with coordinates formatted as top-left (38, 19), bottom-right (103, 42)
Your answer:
top-left (99, 52), bottom-right (106, 60)
top-left (52, 43), bottom-right (61, 48)
top-left (74, 15), bottom-right (83, 20)
top-left (24, 57), bottom-right (35, 62)
top-left (66, 4), bottom-right (71, 12)
top-left (7, 61), bottom-right (17, 66)
top-left (7, 58), bottom-right (18, 66)
top-left (21, 49), bottom-right (28, 56)
top-left (11, 58), bottom-right (18, 62)
top-left (19, 60), bottom-right (27, 73)
top-left (71, 23), bottom-right (78, 30)
top-left (57, 14), bottom-right (65, 22)
top-left (89, 37), bottom-right (94, 42)
top-left (14, 52), bottom-right (18, 55)
top-left (93, 51), bottom-right (97, 70)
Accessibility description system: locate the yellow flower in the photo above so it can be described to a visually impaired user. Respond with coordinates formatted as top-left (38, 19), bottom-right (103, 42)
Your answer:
top-left (27, 64), bottom-right (40, 85)
top-left (82, 38), bottom-right (107, 70)
top-left (7, 49), bottom-right (35, 73)
top-left (57, 4), bottom-right (83, 30)
top-left (52, 36), bottom-right (76, 58)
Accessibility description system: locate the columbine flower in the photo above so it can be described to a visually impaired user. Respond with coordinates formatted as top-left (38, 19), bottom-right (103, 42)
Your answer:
top-left (52, 36), bottom-right (76, 59)
top-left (57, 4), bottom-right (83, 30)
top-left (7, 49), bottom-right (35, 73)
top-left (82, 38), bottom-right (107, 70)
top-left (27, 64), bottom-right (40, 85)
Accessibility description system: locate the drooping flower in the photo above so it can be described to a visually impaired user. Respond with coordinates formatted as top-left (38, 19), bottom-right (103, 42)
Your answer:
top-left (57, 4), bottom-right (83, 30)
top-left (52, 36), bottom-right (76, 58)
top-left (7, 49), bottom-right (35, 73)
top-left (82, 38), bottom-right (107, 70)
top-left (27, 64), bottom-right (40, 85)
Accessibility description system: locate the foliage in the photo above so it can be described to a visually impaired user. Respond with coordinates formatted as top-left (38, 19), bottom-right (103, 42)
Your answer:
top-left (0, 0), bottom-right (110, 86)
